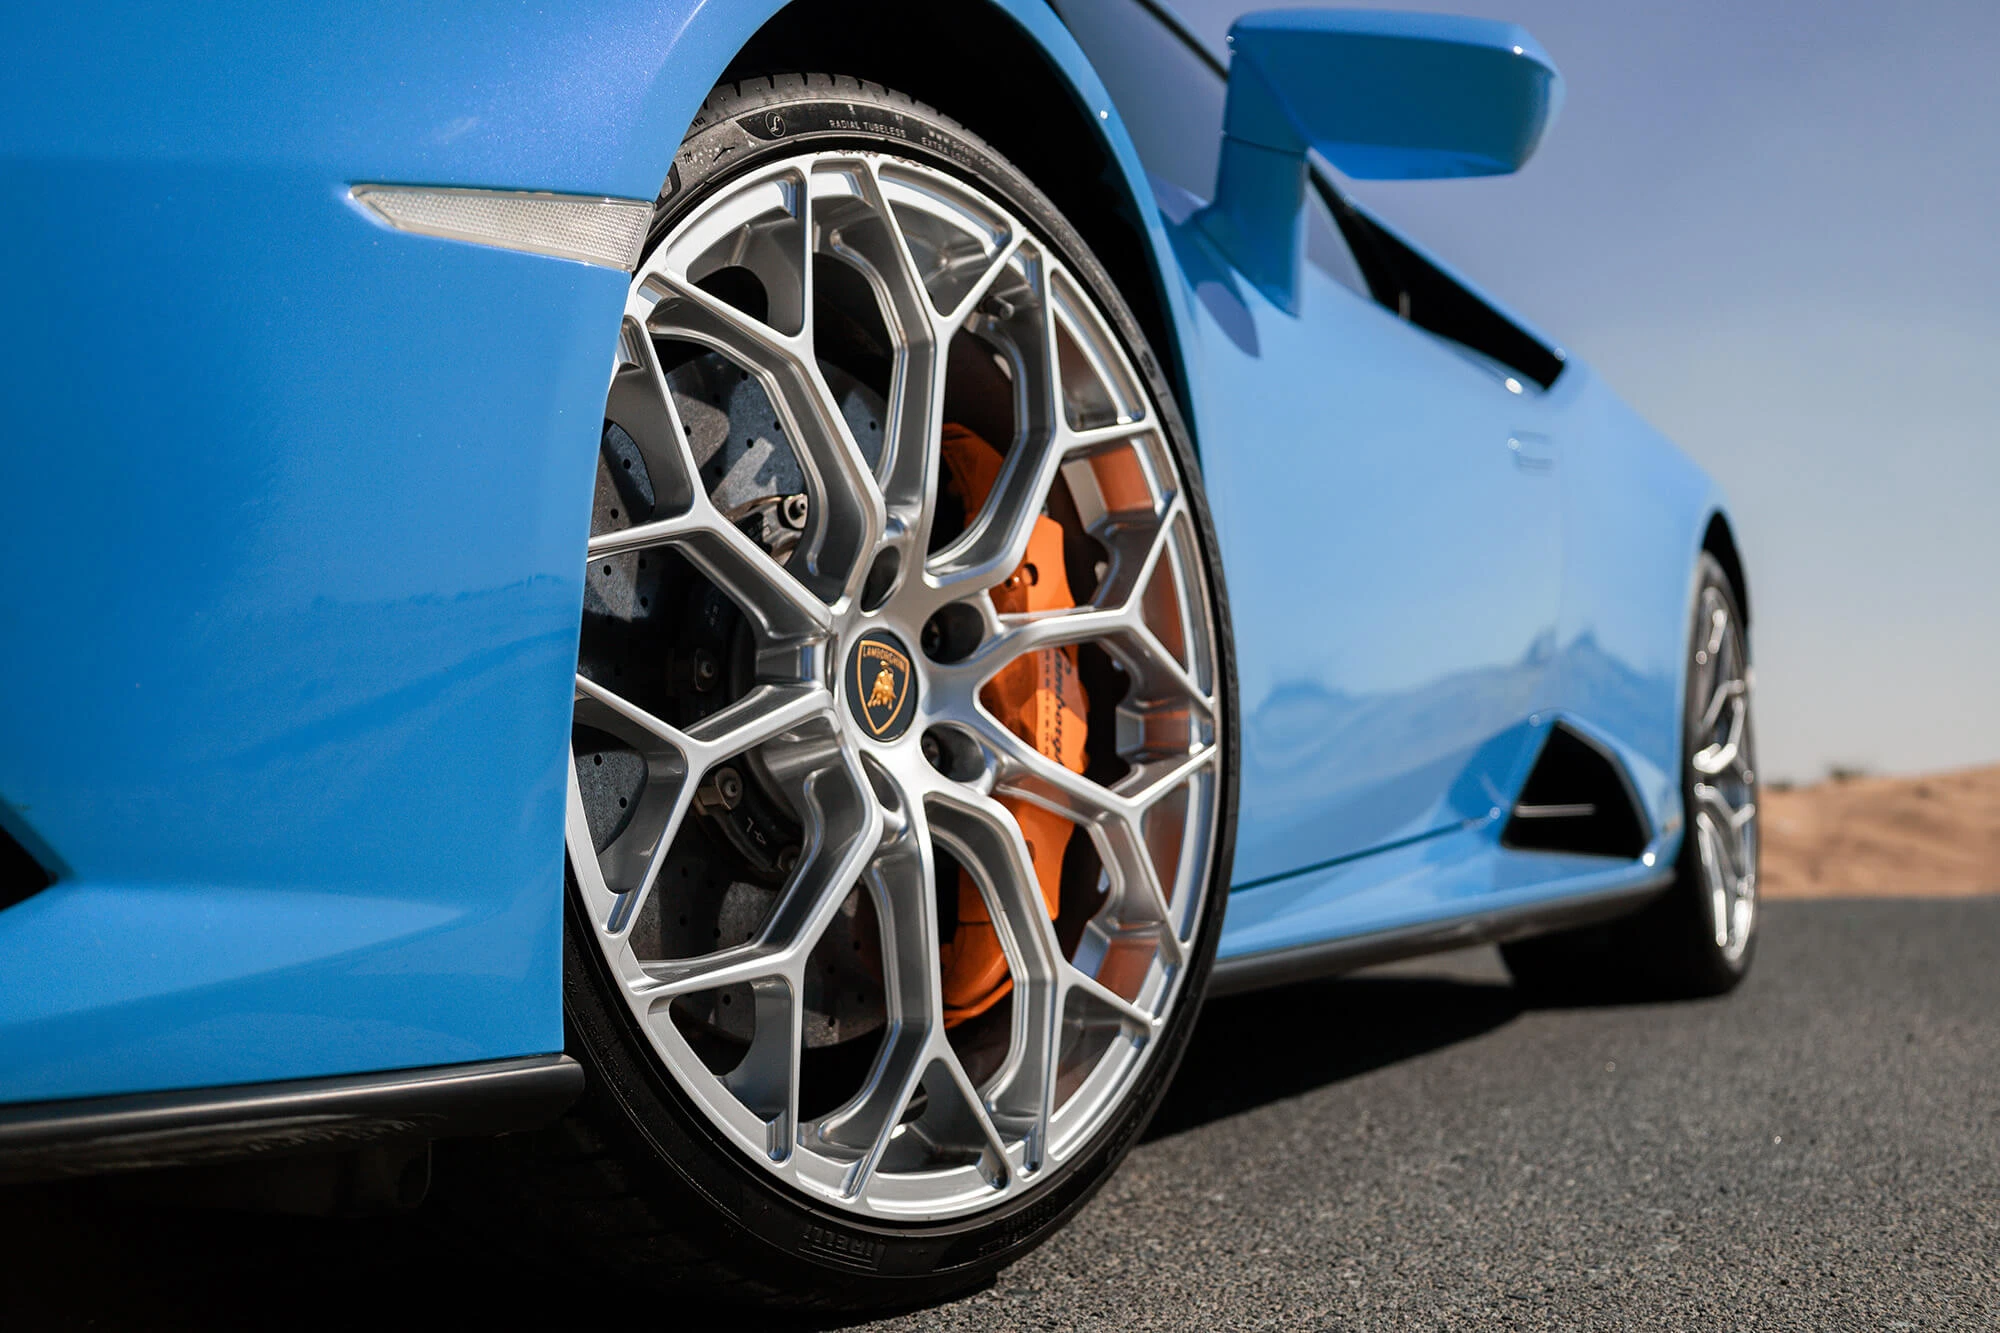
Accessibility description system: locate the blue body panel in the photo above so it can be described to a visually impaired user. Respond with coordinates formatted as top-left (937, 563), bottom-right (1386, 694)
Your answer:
top-left (0, 1), bottom-right (782, 1100)
top-left (0, 2), bottom-right (1733, 1104)
top-left (1175, 211), bottom-right (1717, 961)
top-left (1178, 210), bottom-right (1564, 885)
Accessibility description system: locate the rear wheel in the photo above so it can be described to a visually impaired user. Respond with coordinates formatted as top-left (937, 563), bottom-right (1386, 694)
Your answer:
top-left (1501, 553), bottom-right (1759, 1000)
top-left (483, 75), bottom-right (1236, 1312)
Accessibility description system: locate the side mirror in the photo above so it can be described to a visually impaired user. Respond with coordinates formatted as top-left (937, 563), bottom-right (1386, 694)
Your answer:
top-left (1193, 9), bottom-right (1563, 313)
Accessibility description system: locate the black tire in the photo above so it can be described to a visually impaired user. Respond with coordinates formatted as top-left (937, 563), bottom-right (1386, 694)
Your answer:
top-left (1501, 553), bottom-right (1758, 1003)
top-left (452, 75), bottom-right (1238, 1315)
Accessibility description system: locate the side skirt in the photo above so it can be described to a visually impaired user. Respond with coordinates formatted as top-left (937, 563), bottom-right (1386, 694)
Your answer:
top-left (1209, 874), bottom-right (1671, 998)
top-left (0, 1054), bottom-right (582, 1185)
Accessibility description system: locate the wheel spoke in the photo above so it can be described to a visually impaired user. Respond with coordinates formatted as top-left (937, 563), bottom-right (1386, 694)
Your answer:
top-left (683, 681), bottom-right (832, 755)
top-left (632, 939), bottom-right (793, 1004)
top-left (827, 1022), bottom-right (931, 1195)
top-left (586, 495), bottom-right (836, 647)
top-left (603, 320), bottom-right (704, 517)
top-left (832, 175), bottom-right (950, 597)
top-left (930, 419), bottom-right (1154, 600)
top-left (817, 803), bottom-right (942, 1183)
top-left (1091, 802), bottom-right (1190, 966)
top-left (978, 603), bottom-right (1129, 660)
top-left (565, 745), bottom-right (697, 939)
top-left (645, 280), bottom-right (884, 603)
top-left (930, 495), bottom-right (1212, 735)
top-left (594, 317), bottom-right (838, 645)
top-left (988, 728), bottom-right (1128, 823)
top-left (870, 791), bottom-right (945, 1030)
top-left (938, 233), bottom-right (1031, 328)
top-left (927, 787), bottom-right (1064, 975)
top-left (926, 252), bottom-right (1154, 599)
top-left (921, 785), bottom-right (1063, 1167)
top-left (632, 164), bottom-right (886, 606)
top-left (1118, 745), bottom-right (1219, 813)
top-left (925, 1050), bottom-right (1015, 1189)
top-left (575, 674), bottom-right (831, 767)
top-left (1692, 783), bottom-right (1750, 884)
top-left (1064, 963), bottom-right (1160, 1034)
top-left (1698, 677), bottom-right (1746, 738)
top-left (797, 163), bottom-right (1032, 607)
top-left (633, 748), bottom-right (881, 1001)
top-left (573, 672), bottom-right (696, 753)
top-left (1696, 816), bottom-right (1732, 949)
top-left (724, 976), bottom-right (803, 1161)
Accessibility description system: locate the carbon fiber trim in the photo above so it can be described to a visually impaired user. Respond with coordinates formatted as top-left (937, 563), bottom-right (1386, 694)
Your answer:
top-left (0, 1054), bottom-right (583, 1183)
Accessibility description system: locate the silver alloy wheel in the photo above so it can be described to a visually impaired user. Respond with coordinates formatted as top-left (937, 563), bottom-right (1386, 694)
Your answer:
top-left (1688, 585), bottom-right (1757, 962)
top-left (565, 152), bottom-right (1223, 1221)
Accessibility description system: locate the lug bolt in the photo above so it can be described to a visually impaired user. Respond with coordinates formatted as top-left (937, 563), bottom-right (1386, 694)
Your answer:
top-left (921, 731), bottom-right (945, 773)
top-left (696, 765), bottom-right (744, 815)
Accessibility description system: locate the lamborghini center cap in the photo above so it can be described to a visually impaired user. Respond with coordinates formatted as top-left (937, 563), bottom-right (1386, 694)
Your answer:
top-left (846, 631), bottom-right (917, 742)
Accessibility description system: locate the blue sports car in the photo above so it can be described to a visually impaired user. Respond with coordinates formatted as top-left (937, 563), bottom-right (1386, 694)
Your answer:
top-left (0, 0), bottom-right (1759, 1310)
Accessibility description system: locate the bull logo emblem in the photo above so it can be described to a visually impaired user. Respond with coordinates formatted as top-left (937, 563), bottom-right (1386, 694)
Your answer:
top-left (849, 636), bottom-right (915, 740)
top-left (867, 665), bottom-right (899, 711)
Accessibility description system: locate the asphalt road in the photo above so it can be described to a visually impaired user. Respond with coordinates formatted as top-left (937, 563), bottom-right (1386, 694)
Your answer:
top-left (4, 898), bottom-right (1995, 1330)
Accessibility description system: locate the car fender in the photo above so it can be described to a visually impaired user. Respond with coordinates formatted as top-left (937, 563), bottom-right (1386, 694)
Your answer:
top-left (0, 1), bottom-right (1196, 1102)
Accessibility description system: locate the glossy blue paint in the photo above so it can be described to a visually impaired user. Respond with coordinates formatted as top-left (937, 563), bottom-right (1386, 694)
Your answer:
top-left (0, 0), bottom-right (1737, 1106)
top-left (0, 1), bottom-right (1202, 1104)
top-left (1067, 3), bottom-right (1721, 965)
top-left (1217, 813), bottom-right (1674, 966)
top-left (0, 0), bottom-right (785, 1102)
top-left (1195, 8), bottom-right (1562, 309)
top-left (1172, 197), bottom-right (1564, 885)
top-left (1223, 10), bottom-right (1563, 178)
top-left (1190, 324), bottom-right (1719, 957)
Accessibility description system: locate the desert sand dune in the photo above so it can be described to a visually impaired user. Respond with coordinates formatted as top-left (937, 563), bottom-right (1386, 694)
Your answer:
top-left (1760, 763), bottom-right (2000, 898)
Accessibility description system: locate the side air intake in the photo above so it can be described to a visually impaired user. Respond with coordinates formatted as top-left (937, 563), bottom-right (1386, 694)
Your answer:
top-left (0, 823), bottom-right (54, 913)
top-left (1502, 723), bottom-right (1648, 859)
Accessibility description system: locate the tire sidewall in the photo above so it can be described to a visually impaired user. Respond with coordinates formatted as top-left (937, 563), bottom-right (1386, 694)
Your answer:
top-left (564, 77), bottom-right (1241, 1296)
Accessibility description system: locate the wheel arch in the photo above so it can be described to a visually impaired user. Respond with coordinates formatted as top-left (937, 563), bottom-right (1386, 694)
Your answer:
top-left (1701, 510), bottom-right (1750, 630)
top-left (711, 0), bottom-right (1195, 421)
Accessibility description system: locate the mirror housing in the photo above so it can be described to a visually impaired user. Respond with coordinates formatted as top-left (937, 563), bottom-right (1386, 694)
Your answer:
top-left (1193, 9), bottom-right (1563, 313)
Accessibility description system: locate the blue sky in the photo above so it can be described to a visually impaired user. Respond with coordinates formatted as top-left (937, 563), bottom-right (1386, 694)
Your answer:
top-left (1168, 0), bottom-right (2000, 781)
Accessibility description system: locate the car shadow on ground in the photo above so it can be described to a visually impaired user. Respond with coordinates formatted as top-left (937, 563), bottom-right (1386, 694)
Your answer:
top-left (1145, 969), bottom-right (1525, 1141)
top-left (0, 965), bottom-right (1528, 1332)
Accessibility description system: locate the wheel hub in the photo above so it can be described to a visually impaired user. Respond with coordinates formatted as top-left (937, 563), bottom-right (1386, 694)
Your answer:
top-left (843, 629), bottom-right (917, 742)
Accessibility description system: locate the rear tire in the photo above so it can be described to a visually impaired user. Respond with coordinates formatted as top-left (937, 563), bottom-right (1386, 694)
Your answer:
top-left (1501, 553), bottom-right (1759, 1002)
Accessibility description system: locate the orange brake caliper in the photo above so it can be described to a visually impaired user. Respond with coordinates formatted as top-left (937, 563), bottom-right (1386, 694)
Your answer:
top-left (937, 423), bottom-right (1088, 1026)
